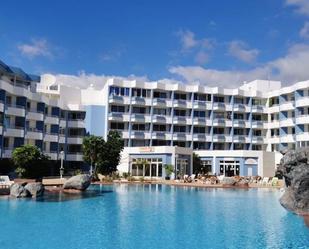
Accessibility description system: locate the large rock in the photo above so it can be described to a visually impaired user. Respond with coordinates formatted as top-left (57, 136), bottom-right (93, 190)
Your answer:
top-left (10, 183), bottom-right (31, 198)
top-left (25, 182), bottom-right (45, 197)
top-left (277, 148), bottom-right (309, 215)
top-left (220, 177), bottom-right (237, 186)
top-left (63, 174), bottom-right (91, 191)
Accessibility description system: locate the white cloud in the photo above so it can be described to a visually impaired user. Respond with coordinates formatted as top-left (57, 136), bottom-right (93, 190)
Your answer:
top-left (300, 21), bottom-right (309, 39)
top-left (18, 39), bottom-right (53, 59)
top-left (99, 47), bottom-right (126, 62)
top-left (54, 72), bottom-right (148, 90)
top-left (195, 51), bottom-right (209, 65)
top-left (176, 30), bottom-right (198, 51)
top-left (169, 42), bottom-right (309, 87)
top-left (285, 0), bottom-right (309, 16)
top-left (228, 40), bottom-right (259, 63)
top-left (176, 29), bottom-right (215, 52)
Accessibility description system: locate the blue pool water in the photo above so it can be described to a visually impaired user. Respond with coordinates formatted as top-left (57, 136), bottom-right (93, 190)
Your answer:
top-left (0, 185), bottom-right (308, 249)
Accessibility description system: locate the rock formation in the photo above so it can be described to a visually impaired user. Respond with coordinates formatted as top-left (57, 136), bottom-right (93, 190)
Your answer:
top-left (63, 174), bottom-right (91, 191)
top-left (10, 182), bottom-right (45, 198)
top-left (10, 183), bottom-right (31, 198)
top-left (277, 148), bottom-right (309, 215)
top-left (25, 182), bottom-right (45, 197)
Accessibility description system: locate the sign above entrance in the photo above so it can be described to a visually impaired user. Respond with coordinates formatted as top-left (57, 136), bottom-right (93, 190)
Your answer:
top-left (139, 147), bottom-right (155, 153)
top-left (245, 158), bottom-right (258, 165)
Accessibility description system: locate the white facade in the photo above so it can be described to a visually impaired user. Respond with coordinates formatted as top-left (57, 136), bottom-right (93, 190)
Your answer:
top-left (0, 62), bottom-right (86, 166)
top-left (4, 60), bottom-right (309, 177)
top-left (76, 77), bottom-right (309, 177)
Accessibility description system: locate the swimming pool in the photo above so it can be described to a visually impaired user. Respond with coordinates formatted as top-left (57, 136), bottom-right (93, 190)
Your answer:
top-left (0, 184), bottom-right (308, 249)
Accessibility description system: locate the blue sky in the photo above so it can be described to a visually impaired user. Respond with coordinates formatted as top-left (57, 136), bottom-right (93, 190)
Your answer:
top-left (1, 0), bottom-right (309, 87)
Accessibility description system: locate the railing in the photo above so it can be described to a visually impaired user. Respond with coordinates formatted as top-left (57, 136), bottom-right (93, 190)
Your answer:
top-left (153, 98), bottom-right (167, 105)
top-left (5, 124), bottom-right (24, 130)
top-left (45, 114), bottom-right (60, 118)
top-left (44, 131), bottom-right (59, 136)
top-left (173, 99), bottom-right (187, 106)
top-left (26, 108), bottom-right (44, 114)
top-left (27, 127), bottom-right (42, 132)
top-left (6, 103), bottom-right (25, 109)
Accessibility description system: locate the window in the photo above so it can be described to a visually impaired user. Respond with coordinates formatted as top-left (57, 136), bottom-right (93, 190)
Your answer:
top-left (219, 160), bottom-right (240, 176)
top-left (131, 157), bottom-right (163, 177)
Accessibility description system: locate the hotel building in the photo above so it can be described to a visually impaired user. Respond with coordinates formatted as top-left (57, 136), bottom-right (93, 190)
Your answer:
top-left (2, 59), bottom-right (309, 178)
top-left (82, 78), bottom-right (309, 179)
top-left (0, 60), bottom-right (85, 168)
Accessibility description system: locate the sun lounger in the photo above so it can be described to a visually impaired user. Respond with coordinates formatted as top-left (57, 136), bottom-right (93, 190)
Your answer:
top-left (271, 177), bottom-right (279, 186)
top-left (0, 176), bottom-right (13, 186)
top-left (262, 177), bottom-right (269, 186)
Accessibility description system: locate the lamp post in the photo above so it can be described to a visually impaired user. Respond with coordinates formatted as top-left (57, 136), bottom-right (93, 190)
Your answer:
top-left (175, 154), bottom-right (179, 180)
top-left (60, 151), bottom-right (64, 179)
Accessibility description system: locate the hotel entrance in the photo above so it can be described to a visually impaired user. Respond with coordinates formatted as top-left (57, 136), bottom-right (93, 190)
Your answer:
top-left (175, 158), bottom-right (189, 179)
top-left (130, 157), bottom-right (163, 178)
top-left (219, 160), bottom-right (240, 176)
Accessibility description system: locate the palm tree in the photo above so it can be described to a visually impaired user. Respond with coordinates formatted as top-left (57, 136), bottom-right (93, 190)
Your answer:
top-left (135, 158), bottom-right (149, 178)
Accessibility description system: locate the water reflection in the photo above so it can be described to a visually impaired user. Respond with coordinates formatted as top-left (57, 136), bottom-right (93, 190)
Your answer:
top-left (37, 187), bottom-right (112, 202)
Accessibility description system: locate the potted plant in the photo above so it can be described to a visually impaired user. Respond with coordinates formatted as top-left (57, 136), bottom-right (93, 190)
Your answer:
top-left (164, 164), bottom-right (174, 180)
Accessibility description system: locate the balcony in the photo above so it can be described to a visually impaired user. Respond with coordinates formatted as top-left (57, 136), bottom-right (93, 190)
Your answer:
top-left (280, 118), bottom-right (294, 127)
top-left (44, 132), bottom-right (58, 142)
top-left (59, 134), bottom-right (66, 144)
top-left (152, 115), bottom-right (166, 124)
top-left (4, 125), bottom-right (24, 137)
top-left (45, 115), bottom-right (59, 124)
top-left (108, 95), bottom-right (124, 104)
top-left (213, 102), bottom-right (225, 111)
top-left (212, 134), bottom-right (225, 142)
top-left (280, 101), bottom-right (294, 111)
top-left (251, 105), bottom-right (264, 113)
top-left (66, 153), bottom-right (83, 161)
top-left (296, 115), bottom-right (309, 124)
top-left (152, 132), bottom-right (166, 140)
top-left (67, 136), bottom-right (84, 144)
top-left (251, 120), bottom-right (264, 129)
top-left (193, 117), bottom-right (206, 125)
top-left (173, 116), bottom-right (186, 124)
top-left (108, 112), bottom-right (124, 121)
top-left (193, 133), bottom-right (206, 141)
top-left (67, 119), bottom-right (85, 128)
top-left (153, 98), bottom-right (166, 107)
top-left (296, 132), bottom-right (309, 141)
top-left (2, 147), bottom-right (13, 158)
top-left (26, 109), bottom-right (44, 121)
top-left (193, 101), bottom-right (206, 109)
top-left (233, 135), bottom-right (246, 143)
top-left (6, 104), bottom-right (25, 117)
top-left (280, 134), bottom-right (295, 143)
top-left (233, 104), bottom-right (245, 112)
top-left (25, 127), bottom-right (43, 140)
top-left (173, 132), bottom-right (187, 141)
top-left (173, 99), bottom-right (187, 108)
top-left (131, 97), bottom-right (145, 106)
top-left (252, 136), bottom-right (264, 144)
top-left (44, 152), bottom-right (58, 160)
top-left (131, 114), bottom-right (145, 122)
top-left (212, 118), bottom-right (225, 126)
top-left (233, 120), bottom-right (246, 128)
top-left (130, 131), bottom-right (145, 139)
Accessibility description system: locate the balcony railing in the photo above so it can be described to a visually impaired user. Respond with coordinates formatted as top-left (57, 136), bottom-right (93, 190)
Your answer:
top-left (27, 127), bottom-right (42, 132)
top-left (6, 103), bottom-right (25, 109)
top-left (153, 98), bottom-right (166, 106)
top-left (5, 124), bottom-right (24, 130)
